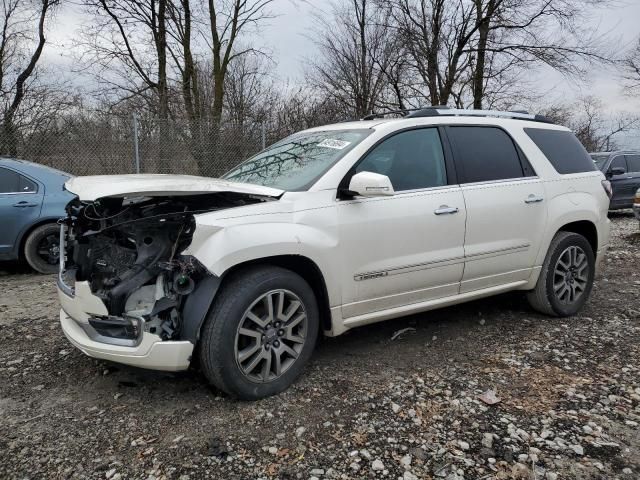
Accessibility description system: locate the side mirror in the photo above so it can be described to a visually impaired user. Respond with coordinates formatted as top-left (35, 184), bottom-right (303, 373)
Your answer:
top-left (607, 166), bottom-right (626, 178)
top-left (348, 171), bottom-right (395, 197)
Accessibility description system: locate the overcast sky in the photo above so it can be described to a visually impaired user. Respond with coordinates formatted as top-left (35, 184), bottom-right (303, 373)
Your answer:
top-left (47, 0), bottom-right (640, 148)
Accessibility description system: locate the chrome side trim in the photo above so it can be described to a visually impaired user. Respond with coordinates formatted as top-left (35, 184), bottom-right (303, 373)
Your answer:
top-left (354, 255), bottom-right (465, 281)
top-left (353, 243), bottom-right (530, 281)
top-left (464, 243), bottom-right (530, 262)
top-left (0, 190), bottom-right (38, 196)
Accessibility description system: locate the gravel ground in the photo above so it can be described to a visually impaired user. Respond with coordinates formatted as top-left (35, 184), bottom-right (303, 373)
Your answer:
top-left (1, 213), bottom-right (639, 480)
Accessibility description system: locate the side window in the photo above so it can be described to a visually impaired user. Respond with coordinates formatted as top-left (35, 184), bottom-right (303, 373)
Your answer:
top-left (626, 155), bottom-right (640, 173)
top-left (19, 175), bottom-right (37, 193)
top-left (610, 156), bottom-right (627, 173)
top-left (0, 167), bottom-right (21, 193)
top-left (355, 128), bottom-right (447, 191)
top-left (449, 126), bottom-right (524, 183)
top-left (524, 128), bottom-right (597, 174)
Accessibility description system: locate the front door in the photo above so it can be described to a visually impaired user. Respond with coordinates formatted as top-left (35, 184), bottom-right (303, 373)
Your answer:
top-left (338, 127), bottom-right (466, 319)
top-left (0, 167), bottom-right (43, 255)
top-left (445, 126), bottom-right (548, 292)
top-left (608, 155), bottom-right (634, 209)
top-left (622, 154), bottom-right (640, 207)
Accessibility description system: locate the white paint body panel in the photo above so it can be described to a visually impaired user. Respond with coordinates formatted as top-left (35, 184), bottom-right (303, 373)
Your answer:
top-left (337, 186), bottom-right (466, 318)
top-left (58, 283), bottom-right (193, 371)
top-left (460, 178), bottom-right (547, 292)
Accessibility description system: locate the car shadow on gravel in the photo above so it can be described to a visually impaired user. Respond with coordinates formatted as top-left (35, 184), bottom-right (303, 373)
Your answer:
top-left (75, 290), bottom-right (535, 401)
top-left (0, 261), bottom-right (33, 276)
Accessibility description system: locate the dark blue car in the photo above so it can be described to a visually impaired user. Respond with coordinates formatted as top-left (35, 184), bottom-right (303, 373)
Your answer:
top-left (0, 158), bottom-right (74, 273)
top-left (591, 151), bottom-right (640, 210)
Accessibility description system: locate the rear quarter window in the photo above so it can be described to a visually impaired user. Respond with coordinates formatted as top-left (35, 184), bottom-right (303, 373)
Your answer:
top-left (524, 128), bottom-right (597, 174)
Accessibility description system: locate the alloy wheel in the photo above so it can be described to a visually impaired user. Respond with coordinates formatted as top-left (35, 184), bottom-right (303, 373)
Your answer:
top-left (553, 245), bottom-right (589, 304)
top-left (234, 289), bottom-right (308, 383)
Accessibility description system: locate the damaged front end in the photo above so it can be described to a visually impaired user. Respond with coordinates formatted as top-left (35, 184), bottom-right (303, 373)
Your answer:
top-left (58, 191), bottom-right (264, 359)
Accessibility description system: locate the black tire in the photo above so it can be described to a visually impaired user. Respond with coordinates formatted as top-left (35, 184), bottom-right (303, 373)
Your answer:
top-left (23, 223), bottom-right (60, 274)
top-left (199, 265), bottom-right (319, 400)
top-left (526, 231), bottom-right (595, 317)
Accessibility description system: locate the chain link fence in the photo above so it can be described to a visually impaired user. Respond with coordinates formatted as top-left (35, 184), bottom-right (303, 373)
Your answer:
top-left (14, 115), bottom-right (287, 178)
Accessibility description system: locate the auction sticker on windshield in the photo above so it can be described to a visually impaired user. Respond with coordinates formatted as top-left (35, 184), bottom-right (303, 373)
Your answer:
top-left (317, 139), bottom-right (351, 150)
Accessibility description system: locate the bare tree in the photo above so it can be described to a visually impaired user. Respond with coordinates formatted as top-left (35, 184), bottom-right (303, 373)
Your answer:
top-left (78, 0), bottom-right (174, 169)
top-left (623, 37), bottom-right (640, 95)
top-left (542, 96), bottom-right (640, 151)
top-left (470, 0), bottom-right (613, 109)
top-left (206, 0), bottom-right (274, 125)
top-left (308, 0), bottom-right (401, 118)
top-left (0, 0), bottom-right (59, 155)
top-left (386, 0), bottom-right (613, 109)
top-left (80, 0), bottom-right (170, 118)
top-left (167, 0), bottom-right (274, 173)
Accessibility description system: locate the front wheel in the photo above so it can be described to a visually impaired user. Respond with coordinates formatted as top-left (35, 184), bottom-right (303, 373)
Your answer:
top-left (199, 265), bottom-right (319, 400)
top-left (527, 231), bottom-right (595, 317)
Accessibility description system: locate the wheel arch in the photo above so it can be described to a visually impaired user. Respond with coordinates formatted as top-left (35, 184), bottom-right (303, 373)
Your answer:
top-left (557, 220), bottom-right (598, 254)
top-left (182, 254), bottom-right (333, 346)
top-left (222, 255), bottom-right (332, 333)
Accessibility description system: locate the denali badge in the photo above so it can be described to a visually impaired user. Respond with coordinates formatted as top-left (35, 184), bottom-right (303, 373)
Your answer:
top-left (354, 271), bottom-right (389, 281)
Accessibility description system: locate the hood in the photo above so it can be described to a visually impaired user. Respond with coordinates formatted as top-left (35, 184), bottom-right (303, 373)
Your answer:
top-left (64, 174), bottom-right (284, 201)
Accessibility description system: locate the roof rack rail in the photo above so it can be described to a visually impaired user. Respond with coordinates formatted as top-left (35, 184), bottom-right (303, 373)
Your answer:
top-left (405, 107), bottom-right (554, 124)
top-left (360, 105), bottom-right (449, 121)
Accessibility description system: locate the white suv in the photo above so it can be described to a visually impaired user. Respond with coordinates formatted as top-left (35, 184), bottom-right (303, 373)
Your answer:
top-left (57, 108), bottom-right (611, 399)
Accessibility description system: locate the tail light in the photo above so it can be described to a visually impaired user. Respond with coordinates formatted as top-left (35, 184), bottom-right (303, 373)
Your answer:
top-left (601, 180), bottom-right (612, 199)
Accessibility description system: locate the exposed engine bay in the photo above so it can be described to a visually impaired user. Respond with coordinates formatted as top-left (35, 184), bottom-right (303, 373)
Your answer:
top-left (60, 192), bottom-right (266, 344)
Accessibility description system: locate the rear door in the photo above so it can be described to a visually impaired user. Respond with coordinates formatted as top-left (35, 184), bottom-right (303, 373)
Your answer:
top-left (0, 167), bottom-right (43, 255)
top-left (608, 155), bottom-right (632, 208)
top-left (447, 126), bottom-right (547, 293)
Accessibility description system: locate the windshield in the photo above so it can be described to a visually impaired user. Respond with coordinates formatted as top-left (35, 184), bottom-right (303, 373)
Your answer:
top-left (590, 154), bottom-right (609, 170)
top-left (223, 129), bottom-right (372, 191)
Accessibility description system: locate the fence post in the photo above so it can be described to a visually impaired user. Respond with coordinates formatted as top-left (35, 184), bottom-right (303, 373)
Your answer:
top-left (261, 121), bottom-right (266, 150)
top-left (132, 113), bottom-right (140, 174)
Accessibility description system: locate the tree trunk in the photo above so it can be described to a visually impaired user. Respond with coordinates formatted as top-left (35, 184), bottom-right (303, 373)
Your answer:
top-left (472, 1), bottom-right (491, 109)
top-left (156, 0), bottom-right (170, 172)
top-left (0, 113), bottom-right (18, 156)
top-left (0, 0), bottom-right (51, 157)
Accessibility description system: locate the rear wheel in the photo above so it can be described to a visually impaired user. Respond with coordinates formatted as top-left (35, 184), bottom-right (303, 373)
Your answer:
top-left (24, 223), bottom-right (60, 274)
top-left (527, 231), bottom-right (595, 317)
top-left (199, 265), bottom-right (319, 400)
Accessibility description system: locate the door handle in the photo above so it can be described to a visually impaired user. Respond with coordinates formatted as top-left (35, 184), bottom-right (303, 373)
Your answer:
top-left (434, 206), bottom-right (459, 215)
top-left (524, 195), bottom-right (544, 204)
top-left (12, 201), bottom-right (38, 208)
